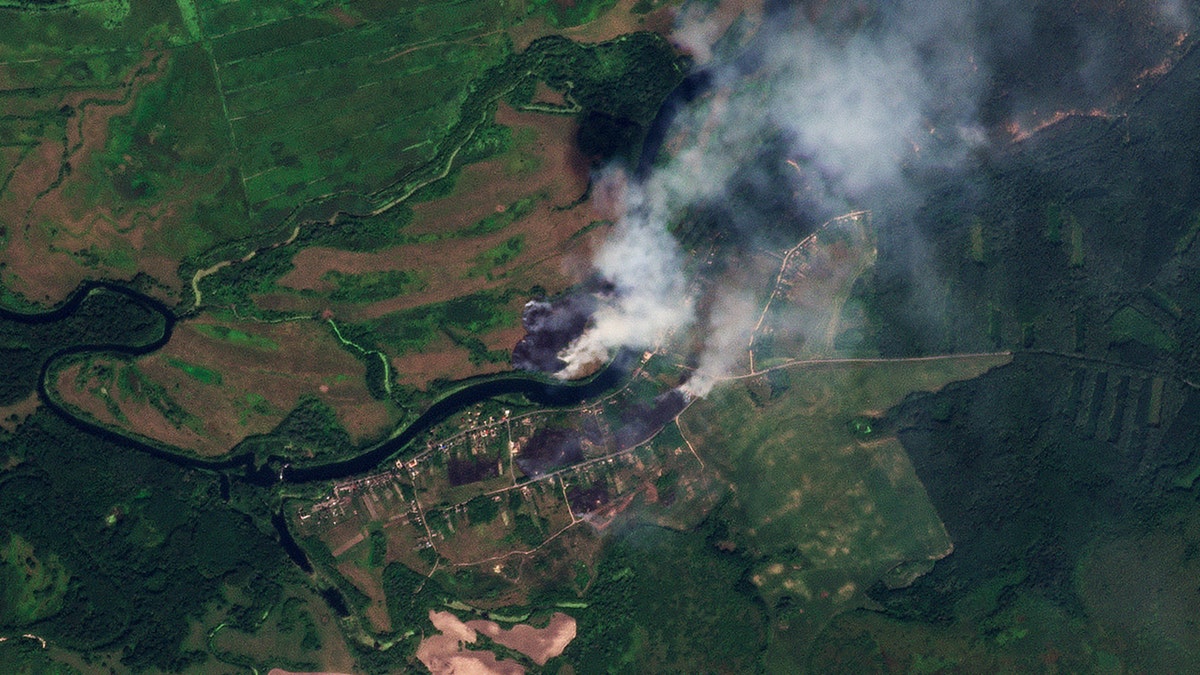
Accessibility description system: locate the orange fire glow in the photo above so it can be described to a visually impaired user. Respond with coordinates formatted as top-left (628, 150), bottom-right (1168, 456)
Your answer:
top-left (1007, 108), bottom-right (1113, 143)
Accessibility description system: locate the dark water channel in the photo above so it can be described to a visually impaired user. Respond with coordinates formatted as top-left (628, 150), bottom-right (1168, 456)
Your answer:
top-left (0, 39), bottom-right (762, 582)
top-left (5, 282), bottom-right (637, 584)
top-left (2, 281), bottom-right (636, 486)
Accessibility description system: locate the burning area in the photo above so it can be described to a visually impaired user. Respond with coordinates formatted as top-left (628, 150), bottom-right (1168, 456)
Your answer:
top-left (448, 457), bottom-right (501, 487)
top-left (510, 287), bottom-right (602, 375)
top-left (613, 388), bottom-right (690, 449)
top-left (567, 481), bottom-right (611, 515)
top-left (515, 427), bottom-right (586, 478)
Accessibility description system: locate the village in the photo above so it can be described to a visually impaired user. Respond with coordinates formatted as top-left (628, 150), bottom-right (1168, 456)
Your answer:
top-left (292, 379), bottom-right (719, 581)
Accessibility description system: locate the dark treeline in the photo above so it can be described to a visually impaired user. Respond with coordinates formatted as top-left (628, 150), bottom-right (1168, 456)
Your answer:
top-left (0, 409), bottom-right (292, 671)
top-left (0, 282), bottom-right (168, 407)
top-left (561, 518), bottom-right (767, 673)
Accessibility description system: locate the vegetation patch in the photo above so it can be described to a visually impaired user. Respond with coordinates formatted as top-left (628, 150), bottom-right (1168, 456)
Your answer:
top-left (528, 0), bottom-right (619, 27)
top-left (0, 410), bottom-right (292, 671)
top-left (468, 236), bottom-right (526, 278)
top-left (683, 357), bottom-right (1006, 560)
top-left (0, 533), bottom-right (69, 627)
top-left (193, 324), bottom-right (280, 351)
top-left (369, 290), bottom-right (521, 356)
top-left (565, 524), bottom-right (766, 672)
top-left (322, 269), bottom-right (426, 303)
top-left (459, 195), bottom-right (541, 238)
top-left (1109, 306), bottom-right (1177, 352)
top-left (166, 357), bottom-right (222, 385)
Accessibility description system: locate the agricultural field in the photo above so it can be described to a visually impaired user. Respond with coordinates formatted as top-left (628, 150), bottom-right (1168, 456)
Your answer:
top-left (748, 211), bottom-right (876, 368)
top-left (197, 0), bottom-right (523, 219)
top-left (9, 0), bottom-right (691, 458)
top-left (678, 353), bottom-right (1012, 666)
top-left (1, 0), bottom-right (688, 437)
top-left (47, 315), bottom-right (396, 457)
top-left (0, 4), bottom-right (249, 307)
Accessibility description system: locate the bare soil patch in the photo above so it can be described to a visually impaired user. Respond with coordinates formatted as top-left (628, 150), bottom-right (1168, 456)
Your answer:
top-left (0, 51), bottom-right (188, 307)
top-left (0, 392), bottom-right (40, 433)
top-left (407, 103), bottom-right (590, 237)
top-left (466, 612), bottom-right (577, 665)
top-left (388, 321), bottom-right (529, 388)
top-left (53, 361), bottom-right (123, 427)
top-left (0, 140), bottom-right (85, 304)
top-left (54, 357), bottom-right (222, 451)
top-left (508, 0), bottom-right (676, 50)
top-left (324, 521), bottom-right (364, 558)
top-left (530, 82), bottom-right (567, 106)
top-left (51, 316), bottom-right (396, 456)
top-left (141, 317), bottom-right (395, 452)
top-left (271, 105), bottom-right (614, 390)
top-left (277, 105), bottom-right (596, 326)
top-left (417, 610), bottom-right (526, 675)
top-left (390, 346), bottom-right (486, 388)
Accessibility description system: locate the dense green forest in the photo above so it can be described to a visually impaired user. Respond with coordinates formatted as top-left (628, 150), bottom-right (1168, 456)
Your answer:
top-left (0, 410), bottom-right (290, 671)
top-left (0, 286), bottom-right (167, 406)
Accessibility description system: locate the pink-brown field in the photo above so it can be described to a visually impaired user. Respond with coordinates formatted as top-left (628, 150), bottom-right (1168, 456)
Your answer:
top-left (416, 609), bottom-right (577, 675)
top-left (50, 315), bottom-right (397, 456)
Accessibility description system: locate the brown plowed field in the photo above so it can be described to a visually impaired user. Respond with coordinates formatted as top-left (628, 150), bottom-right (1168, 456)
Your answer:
top-left (0, 392), bottom-right (41, 433)
top-left (466, 612), bottom-right (577, 665)
top-left (276, 104), bottom-right (598, 322)
top-left (417, 611), bottom-right (527, 675)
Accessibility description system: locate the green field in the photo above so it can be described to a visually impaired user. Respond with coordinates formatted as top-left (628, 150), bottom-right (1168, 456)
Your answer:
top-left (322, 269), bottom-right (426, 303)
top-left (4, 1), bottom-right (1200, 669)
top-left (201, 0), bottom-right (520, 216)
top-left (679, 356), bottom-right (1011, 667)
top-left (1108, 305), bottom-right (1177, 352)
top-left (565, 524), bottom-right (767, 673)
top-left (208, 593), bottom-right (329, 672)
top-left (193, 324), bottom-right (280, 351)
top-left (0, 533), bottom-right (69, 627)
top-left (682, 357), bottom-right (1008, 560)
top-left (166, 357), bottom-right (223, 385)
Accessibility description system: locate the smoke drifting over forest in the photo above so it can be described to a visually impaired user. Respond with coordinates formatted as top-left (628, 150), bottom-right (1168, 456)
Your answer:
top-left (554, 0), bottom-right (1192, 393)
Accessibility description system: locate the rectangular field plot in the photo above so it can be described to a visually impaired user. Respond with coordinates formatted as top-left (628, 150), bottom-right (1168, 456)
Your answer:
top-left (751, 211), bottom-right (876, 366)
top-left (681, 356), bottom-right (1011, 563)
top-left (197, 0), bottom-right (520, 213)
top-left (423, 479), bottom-right (576, 565)
top-left (409, 422), bottom-right (514, 509)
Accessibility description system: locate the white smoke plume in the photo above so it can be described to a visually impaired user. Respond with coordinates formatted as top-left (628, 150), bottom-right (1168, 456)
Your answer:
top-left (555, 187), bottom-right (694, 378)
top-left (1154, 0), bottom-right (1192, 31)
top-left (554, 138), bottom-right (753, 378)
top-left (556, 2), bottom-right (986, 383)
top-left (681, 289), bottom-right (760, 397)
top-left (559, 0), bottom-right (1181, 391)
top-left (765, 23), bottom-right (984, 202)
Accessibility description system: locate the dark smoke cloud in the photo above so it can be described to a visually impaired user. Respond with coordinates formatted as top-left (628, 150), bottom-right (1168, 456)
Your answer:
top-left (512, 293), bottom-right (600, 373)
